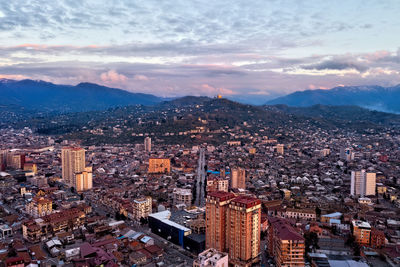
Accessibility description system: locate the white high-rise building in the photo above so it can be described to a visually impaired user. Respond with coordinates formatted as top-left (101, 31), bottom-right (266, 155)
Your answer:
top-left (144, 137), bottom-right (152, 152)
top-left (351, 170), bottom-right (376, 197)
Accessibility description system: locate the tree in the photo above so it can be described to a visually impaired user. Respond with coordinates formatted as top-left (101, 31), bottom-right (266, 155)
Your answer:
top-left (315, 207), bottom-right (321, 217)
top-left (304, 232), bottom-right (319, 253)
top-left (140, 217), bottom-right (148, 225)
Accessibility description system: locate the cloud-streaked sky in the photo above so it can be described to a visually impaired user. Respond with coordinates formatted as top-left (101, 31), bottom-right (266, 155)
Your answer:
top-left (1, 0), bottom-right (400, 103)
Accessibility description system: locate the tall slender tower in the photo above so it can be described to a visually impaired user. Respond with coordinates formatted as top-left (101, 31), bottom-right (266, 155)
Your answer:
top-left (231, 168), bottom-right (246, 189)
top-left (351, 170), bottom-right (376, 197)
top-left (61, 147), bottom-right (85, 187)
top-left (144, 137), bottom-right (152, 152)
top-left (205, 191), bottom-right (235, 252)
top-left (227, 196), bottom-right (261, 267)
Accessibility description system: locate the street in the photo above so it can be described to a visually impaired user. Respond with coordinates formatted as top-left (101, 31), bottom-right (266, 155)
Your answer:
top-left (195, 148), bottom-right (206, 207)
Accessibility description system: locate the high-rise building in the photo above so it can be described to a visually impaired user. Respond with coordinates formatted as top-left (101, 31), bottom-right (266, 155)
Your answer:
top-left (276, 144), bottom-right (284, 155)
top-left (144, 137), bottom-right (152, 152)
top-left (193, 248), bottom-right (229, 267)
top-left (206, 191), bottom-right (235, 252)
top-left (148, 158), bottom-right (170, 174)
top-left (0, 150), bottom-right (7, 171)
top-left (75, 166), bottom-right (93, 192)
top-left (267, 217), bottom-right (305, 267)
top-left (61, 147), bottom-right (85, 186)
top-left (206, 192), bottom-right (261, 267)
top-left (6, 153), bottom-right (25, 170)
top-left (231, 168), bottom-right (246, 189)
top-left (227, 196), bottom-right (261, 267)
top-left (351, 170), bottom-right (376, 197)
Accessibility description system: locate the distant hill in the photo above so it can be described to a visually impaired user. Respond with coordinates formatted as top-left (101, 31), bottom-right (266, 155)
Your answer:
top-left (157, 96), bottom-right (211, 108)
top-left (266, 104), bottom-right (400, 128)
top-left (0, 79), bottom-right (165, 112)
top-left (266, 85), bottom-right (400, 113)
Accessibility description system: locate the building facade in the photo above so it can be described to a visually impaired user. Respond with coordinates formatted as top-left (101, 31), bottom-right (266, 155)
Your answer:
top-left (61, 147), bottom-right (85, 186)
top-left (267, 217), bottom-right (305, 267)
top-left (231, 168), bottom-right (246, 189)
top-left (205, 191), bottom-right (235, 252)
top-left (173, 188), bottom-right (192, 207)
top-left (132, 196), bottom-right (152, 221)
top-left (351, 170), bottom-right (376, 197)
top-left (26, 197), bottom-right (53, 218)
top-left (352, 220), bottom-right (371, 246)
top-left (75, 166), bottom-right (93, 192)
top-left (193, 248), bottom-right (229, 267)
top-left (206, 192), bottom-right (261, 267)
top-left (144, 137), bottom-right (152, 152)
top-left (148, 158), bottom-right (171, 174)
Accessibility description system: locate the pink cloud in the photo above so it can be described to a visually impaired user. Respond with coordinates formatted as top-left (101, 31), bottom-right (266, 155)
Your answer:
top-left (100, 70), bottom-right (127, 84)
top-left (133, 74), bottom-right (149, 81)
top-left (0, 74), bottom-right (29, 80)
top-left (196, 84), bottom-right (235, 96)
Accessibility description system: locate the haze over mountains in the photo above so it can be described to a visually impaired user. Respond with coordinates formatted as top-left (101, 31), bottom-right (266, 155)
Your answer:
top-left (266, 85), bottom-right (400, 113)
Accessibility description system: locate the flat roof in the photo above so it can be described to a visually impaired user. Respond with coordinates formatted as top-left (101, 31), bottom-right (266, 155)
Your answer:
top-left (352, 220), bottom-right (371, 229)
top-left (149, 211), bottom-right (191, 232)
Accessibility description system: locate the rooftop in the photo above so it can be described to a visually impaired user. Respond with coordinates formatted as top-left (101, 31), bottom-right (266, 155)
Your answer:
top-left (352, 220), bottom-right (371, 229)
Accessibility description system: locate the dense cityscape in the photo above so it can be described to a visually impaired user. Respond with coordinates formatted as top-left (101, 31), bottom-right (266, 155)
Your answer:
top-left (2, 1), bottom-right (400, 267)
top-left (0, 99), bottom-right (400, 267)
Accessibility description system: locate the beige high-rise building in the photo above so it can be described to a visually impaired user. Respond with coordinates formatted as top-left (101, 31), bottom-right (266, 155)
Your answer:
top-left (351, 170), bottom-right (376, 197)
top-left (365, 172), bottom-right (376, 196)
top-left (144, 137), bottom-right (152, 152)
top-left (231, 167), bottom-right (246, 189)
top-left (62, 147), bottom-right (85, 186)
top-left (276, 144), bottom-right (284, 155)
top-left (75, 166), bottom-right (93, 192)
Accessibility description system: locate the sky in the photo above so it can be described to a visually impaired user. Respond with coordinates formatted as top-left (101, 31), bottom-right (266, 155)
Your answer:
top-left (1, 0), bottom-right (400, 103)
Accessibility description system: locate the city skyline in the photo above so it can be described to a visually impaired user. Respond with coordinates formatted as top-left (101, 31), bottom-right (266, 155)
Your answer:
top-left (1, 1), bottom-right (400, 101)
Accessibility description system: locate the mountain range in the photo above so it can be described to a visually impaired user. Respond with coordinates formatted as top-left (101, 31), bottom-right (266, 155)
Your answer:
top-left (266, 85), bottom-right (400, 113)
top-left (2, 79), bottom-right (400, 114)
top-left (0, 79), bottom-right (165, 112)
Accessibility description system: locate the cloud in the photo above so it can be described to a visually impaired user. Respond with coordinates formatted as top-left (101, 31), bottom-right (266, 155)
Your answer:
top-left (100, 70), bottom-right (127, 84)
top-left (302, 59), bottom-right (368, 73)
top-left (133, 74), bottom-right (149, 81)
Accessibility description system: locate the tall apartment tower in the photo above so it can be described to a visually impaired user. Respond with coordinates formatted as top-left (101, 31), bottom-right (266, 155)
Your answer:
top-left (206, 192), bottom-right (261, 267)
top-left (75, 166), bottom-right (93, 192)
top-left (144, 137), bottom-right (152, 152)
top-left (351, 170), bottom-right (376, 197)
top-left (231, 168), bottom-right (246, 189)
top-left (276, 144), bottom-right (284, 155)
top-left (61, 147), bottom-right (85, 186)
top-left (227, 196), bottom-right (261, 267)
top-left (205, 191), bottom-right (235, 252)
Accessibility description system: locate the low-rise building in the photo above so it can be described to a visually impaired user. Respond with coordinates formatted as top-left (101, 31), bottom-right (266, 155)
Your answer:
top-left (193, 248), bottom-right (228, 267)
